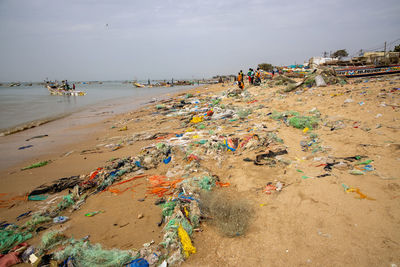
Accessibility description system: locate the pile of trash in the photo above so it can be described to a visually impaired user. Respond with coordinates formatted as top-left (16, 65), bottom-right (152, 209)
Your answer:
top-left (279, 67), bottom-right (348, 92)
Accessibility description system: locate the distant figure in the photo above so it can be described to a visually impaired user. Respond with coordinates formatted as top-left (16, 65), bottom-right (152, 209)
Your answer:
top-left (255, 68), bottom-right (261, 84)
top-left (72, 83), bottom-right (76, 90)
top-left (271, 69), bottom-right (275, 78)
top-left (250, 69), bottom-right (255, 84)
top-left (247, 68), bottom-right (252, 84)
top-left (148, 79), bottom-right (150, 86)
top-left (237, 71), bottom-right (244, 89)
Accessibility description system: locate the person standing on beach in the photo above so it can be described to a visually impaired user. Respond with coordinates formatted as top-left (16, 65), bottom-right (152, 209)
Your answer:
top-left (255, 68), bottom-right (261, 84)
top-left (237, 71), bottom-right (244, 89)
top-left (247, 68), bottom-right (253, 84)
top-left (250, 69), bottom-right (255, 84)
top-left (72, 83), bottom-right (75, 90)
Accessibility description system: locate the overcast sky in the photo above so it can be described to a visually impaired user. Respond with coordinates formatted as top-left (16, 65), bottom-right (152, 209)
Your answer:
top-left (0, 0), bottom-right (399, 82)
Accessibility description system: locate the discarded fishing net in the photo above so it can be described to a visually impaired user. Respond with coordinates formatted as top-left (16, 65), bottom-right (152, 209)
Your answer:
top-left (40, 231), bottom-right (68, 252)
top-left (22, 215), bottom-right (51, 232)
top-left (165, 217), bottom-right (193, 236)
top-left (200, 191), bottom-right (252, 237)
top-left (0, 229), bottom-right (32, 254)
top-left (270, 111), bottom-right (299, 120)
top-left (54, 240), bottom-right (134, 267)
top-left (57, 194), bottom-right (75, 210)
top-left (273, 75), bottom-right (296, 85)
top-left (288, 116), bottom-right (319, 129)
top-left (161, 202), bottom-right (176, 217)
top-left (267, 132), bottom-right (284, 144)
top-left (29, 175), bottom-right (82, 196)
top-left (237, 109), bottom-right (252, 119)
top-left (198, 176), bottom-right (216, 191)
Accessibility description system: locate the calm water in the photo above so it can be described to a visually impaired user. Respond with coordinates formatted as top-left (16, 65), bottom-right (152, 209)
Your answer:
top-left (0, 82), bottom-right (197, 131)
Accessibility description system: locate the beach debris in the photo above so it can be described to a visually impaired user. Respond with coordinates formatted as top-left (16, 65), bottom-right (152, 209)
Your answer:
top-left (25, 134), bottom-right (48, 141)
top-left (53, 216), bottom-right (69, 224)
top-left (178, 225), bottom-right (196, 258)
top-left (21, 160), bottom-right (50, 170)
top-left (18, 145), bottom-right (33, 150)
top-left (126, 258), bottom-right (149, 266)
top-left (27, 195), bottom-right (48, 201)
top-left (85, 211), bottom-right (104, 217)
top-left (16, 211), bottom-right (32, 221)
top-left (342, 184), bottom-right (375, 200)
top-left (0, 242), bottom-right (28, 266)
top-left (29, 175), bottom-right (82, 196)
top-left (263, 181), bottom-right (284, 194)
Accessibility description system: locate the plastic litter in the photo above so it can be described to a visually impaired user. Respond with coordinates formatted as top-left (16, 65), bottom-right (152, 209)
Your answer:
top-left (126, 258), bottom-right (149, 267)
top-left (178, 225), bottom-right (196, 258)
top-left (25, 134), bottom-right (48, 141)
top-left (349, 170), bottom-right (364, 175)
top-left (18, 145), bottom-right (33, 150)
top-left (85, 211), bottom-right (104, 217)
top-left (27, 195), bottom-right (48, 201)
top-left (53, 216), bottom-right (69, 224)
top-left (163, 156), bottom-right (172, 164)
top-left (315, 75), bottom-right (326, 87)
top-left (21, 161), bottom-right (50, 170)
top-left (54, 240), bottom-right (134, 267)
top-left (16, 211), bottom-right (32, 221)
top-left (0, 230), bottom-right (32, 254)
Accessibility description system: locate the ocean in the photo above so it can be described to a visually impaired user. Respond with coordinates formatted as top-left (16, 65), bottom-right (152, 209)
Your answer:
top-left (0, 81), bottom-right (198, 133)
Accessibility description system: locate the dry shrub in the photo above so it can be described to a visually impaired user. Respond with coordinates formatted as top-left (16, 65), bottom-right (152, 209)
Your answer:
top-left (200, 190), bottom-right (252, 237)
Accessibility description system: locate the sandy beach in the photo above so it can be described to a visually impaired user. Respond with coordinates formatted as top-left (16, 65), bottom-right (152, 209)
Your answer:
top-left (0, 76), bottom-right (399, 266)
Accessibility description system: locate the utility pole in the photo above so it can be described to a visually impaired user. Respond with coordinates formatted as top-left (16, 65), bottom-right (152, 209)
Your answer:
top-left (384, 41), bottom-right (387, 55)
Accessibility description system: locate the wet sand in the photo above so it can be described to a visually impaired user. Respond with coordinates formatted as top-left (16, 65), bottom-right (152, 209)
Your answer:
top-left (1, 77), bottom-right (399, 266)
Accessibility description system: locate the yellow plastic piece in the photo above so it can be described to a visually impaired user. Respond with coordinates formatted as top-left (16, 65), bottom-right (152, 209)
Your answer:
top-left (303, 127), bottom-right (309, 133)
top-left (190, 116), bottom-right (203, 124)
top-left (178, 225), bottom-right (196, 258)
top-left (184, 207), bottom-right (189, 217)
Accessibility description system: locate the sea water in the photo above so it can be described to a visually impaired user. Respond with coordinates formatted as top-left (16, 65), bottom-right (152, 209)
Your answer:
top-left (0, 81), bottom-right (198, 132)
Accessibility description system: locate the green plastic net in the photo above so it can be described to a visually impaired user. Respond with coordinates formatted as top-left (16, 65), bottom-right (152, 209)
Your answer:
top-left (161, 202), bottom-right (176, 217)
top-left (198, 176), bottom-right (216, 191)
top-left (22, 215), bottom-right (51, 232)
top-left (57, 194), bottom-right (75, 210)
top-left (54, 240), bottom-right (134, 267)
top-left (288, 116), bottom-right (319, 129)
top-left (0, 229), bottom-right (32, 254)
top-left (41, 231), bottom-right (68, 251)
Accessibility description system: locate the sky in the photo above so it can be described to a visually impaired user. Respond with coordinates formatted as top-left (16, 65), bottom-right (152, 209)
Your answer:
top-left (0, 0), bottom-right (399, 82)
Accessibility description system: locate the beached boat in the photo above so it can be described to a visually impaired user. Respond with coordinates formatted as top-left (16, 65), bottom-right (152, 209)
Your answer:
top-left (335, 64), bottom-right (400, 78)
top-left (46, 85), bottom-right (86, 96)
top-left (133, 82), bottom-right (145, 88)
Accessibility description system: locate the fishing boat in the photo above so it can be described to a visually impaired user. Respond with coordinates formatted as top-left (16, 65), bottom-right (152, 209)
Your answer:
top-left (46, 82), bottom-right (86, 96)
top-left (335, 64), bottom-right (400, 78)
top-left (133, 82), bottom-right (145, 88)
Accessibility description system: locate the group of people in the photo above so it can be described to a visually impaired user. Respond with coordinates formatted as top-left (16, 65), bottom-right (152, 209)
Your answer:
top-left (237, 68), bottom-right (262, 89)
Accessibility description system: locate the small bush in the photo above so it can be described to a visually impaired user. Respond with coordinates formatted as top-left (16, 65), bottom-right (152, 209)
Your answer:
top-left (200, 191), bottom-right (252, 237)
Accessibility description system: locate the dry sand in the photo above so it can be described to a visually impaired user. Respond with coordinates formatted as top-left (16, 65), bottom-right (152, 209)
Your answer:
top-left (1, 76), bottom-right (399, 266)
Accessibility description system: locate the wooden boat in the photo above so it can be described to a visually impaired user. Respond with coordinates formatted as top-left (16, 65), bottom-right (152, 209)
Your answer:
top-left (133, 82), bottom-right (145, 88)
top-left (47, 85), bottom-right (86, 96)
top-left (335, 64), bottom-right (400, 78)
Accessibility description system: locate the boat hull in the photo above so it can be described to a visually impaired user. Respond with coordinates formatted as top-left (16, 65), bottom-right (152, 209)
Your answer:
top-left (335, 65), bottom-right (400, 78)
top-left (47, 86), bottom-right (86, 96)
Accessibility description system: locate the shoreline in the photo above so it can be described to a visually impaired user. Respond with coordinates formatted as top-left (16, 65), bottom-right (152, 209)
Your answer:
top-left (0, 84), bottom-right (200, 136)
top-left (0, 84), bottom-right (202, 171)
